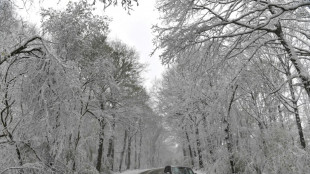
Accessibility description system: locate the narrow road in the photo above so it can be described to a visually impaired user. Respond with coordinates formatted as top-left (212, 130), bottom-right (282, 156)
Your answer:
top-left (139, 168), bottom-right (164, 174)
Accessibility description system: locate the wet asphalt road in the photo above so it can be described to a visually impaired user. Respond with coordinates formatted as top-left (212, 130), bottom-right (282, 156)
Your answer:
top-left (139, 168), bottom-right (164, 174)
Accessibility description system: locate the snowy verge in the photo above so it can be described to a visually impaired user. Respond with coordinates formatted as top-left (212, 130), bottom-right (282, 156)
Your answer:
top-left (113, 169), bottom-right (205, 174)
top-left (194, 170), bottom-right (205, 174)
top-left (113, 169), bottom-right (149, 174)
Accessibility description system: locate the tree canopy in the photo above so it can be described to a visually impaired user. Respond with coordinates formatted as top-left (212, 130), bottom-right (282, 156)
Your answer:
top-left (0, 0), bottom-right (161, 174)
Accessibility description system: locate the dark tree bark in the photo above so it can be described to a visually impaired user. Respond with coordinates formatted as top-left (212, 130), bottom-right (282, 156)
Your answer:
top-left (1, 82), bottom-right (23, 173)
top-left (189, 125), bottom-right (197, 160)
top-left (119, 129), bottom-right (128, 172)
top-left (268, 5), bottom-right (310, 101)
top-left (15, 143), bottom-right (24, 174)
top-left (0, 36), bottom-right (43, 65)
top-left (224, 85), bottom-right (238, 174)
top-left (202, 115), bottom-right (215, 162)
top-left (286, 69), bottom-right (306, 148)
top-left (126, 135), bottom-right (132, 170)
top-left (184, 127), bottom-right (194, 167)
top-left (134, 134), bottom-right (137, 169)
top-left (73, 94), bottom-right (91, 171)
top-left (96, 119), bottom-right (106, 172)
top-left (195, 125), bottom-right (203, 169)
top-left (107, 113), bottom-right (115, 170)
top-left (182, 144), bottom-right (187, 161)
top-left (138, 129), bottom-right (142, 169)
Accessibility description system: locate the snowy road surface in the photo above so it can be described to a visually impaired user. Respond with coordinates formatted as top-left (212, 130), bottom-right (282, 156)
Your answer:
top-left (139, 168), bottom-right (164, 174)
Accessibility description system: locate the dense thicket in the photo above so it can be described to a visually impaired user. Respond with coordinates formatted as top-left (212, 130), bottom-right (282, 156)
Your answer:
top-left (155, 0), bottom-right (310, 173)
top-left (0, 0), bottom-right (162, 174)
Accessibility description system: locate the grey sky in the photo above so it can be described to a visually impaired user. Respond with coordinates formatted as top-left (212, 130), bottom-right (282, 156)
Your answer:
top-left (105, 0), bottom-right (165, 91)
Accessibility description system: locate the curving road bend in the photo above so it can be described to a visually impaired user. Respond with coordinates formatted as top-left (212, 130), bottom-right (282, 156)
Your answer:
top-left (139, 168), bottom-right (164, 174)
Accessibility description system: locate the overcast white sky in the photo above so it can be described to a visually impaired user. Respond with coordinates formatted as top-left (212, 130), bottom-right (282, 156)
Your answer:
top-left (17, 0), bottom-right (165, 91)
top-left (104, 1), bottom-right (165, 91)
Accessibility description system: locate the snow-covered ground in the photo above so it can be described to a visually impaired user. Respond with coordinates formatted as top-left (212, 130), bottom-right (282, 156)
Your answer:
top-left (113, 169), bottom-right (149, 174)
top-left (194, 170), bottom-right (205, 174)
top-left (113, 169), bottom-right (205, 174)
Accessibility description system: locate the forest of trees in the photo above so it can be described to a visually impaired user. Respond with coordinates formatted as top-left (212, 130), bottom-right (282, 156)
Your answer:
top-left (2, 0), bottom-right (310, 174)
top-left (154, 0), bottom-right (310, 173)
top-left (0, 0), bottom-right (165, 173)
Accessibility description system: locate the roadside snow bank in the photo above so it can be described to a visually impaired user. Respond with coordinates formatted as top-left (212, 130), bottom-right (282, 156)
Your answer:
top-left (113, 169), bottom-right (149, 174)
top-left (194, 170), bottom-right (205, 174)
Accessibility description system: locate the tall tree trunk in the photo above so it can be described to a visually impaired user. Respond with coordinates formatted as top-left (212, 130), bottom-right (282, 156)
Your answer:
top-left (287, 70), bottom-right (306, 148)
top-left (138, 130), bottom-right (142, 169)
top-left (182, 143), bottom-right (187, 162)
top-left (224, 85), bottom-right (238, 174)
top-left (127, 135), bottom-right (132, 170)
top-left (96, 119), bottom-right (106, 172)
top-left (272, 14), bottom-right (310, 100)
top-left (195, 125), bottom-right (203, 169)
top-left (119, 129), bottom-right (128, 172)
top-left (271, 10), bottom-right (310, 147)
top-left (134, 134), bottom-right (137, 169)
top-left (202, 115), bottom-right (215, 162)
top-left (190, 125), bottom-right (197, 160)
top-left (184, 127), bottom-right (194, 167)
top-left (107, 114), bottom-right (115, 171)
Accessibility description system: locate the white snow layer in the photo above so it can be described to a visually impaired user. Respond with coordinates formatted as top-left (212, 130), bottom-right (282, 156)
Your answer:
top-left (113, 169), bottom-right (205, 174)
